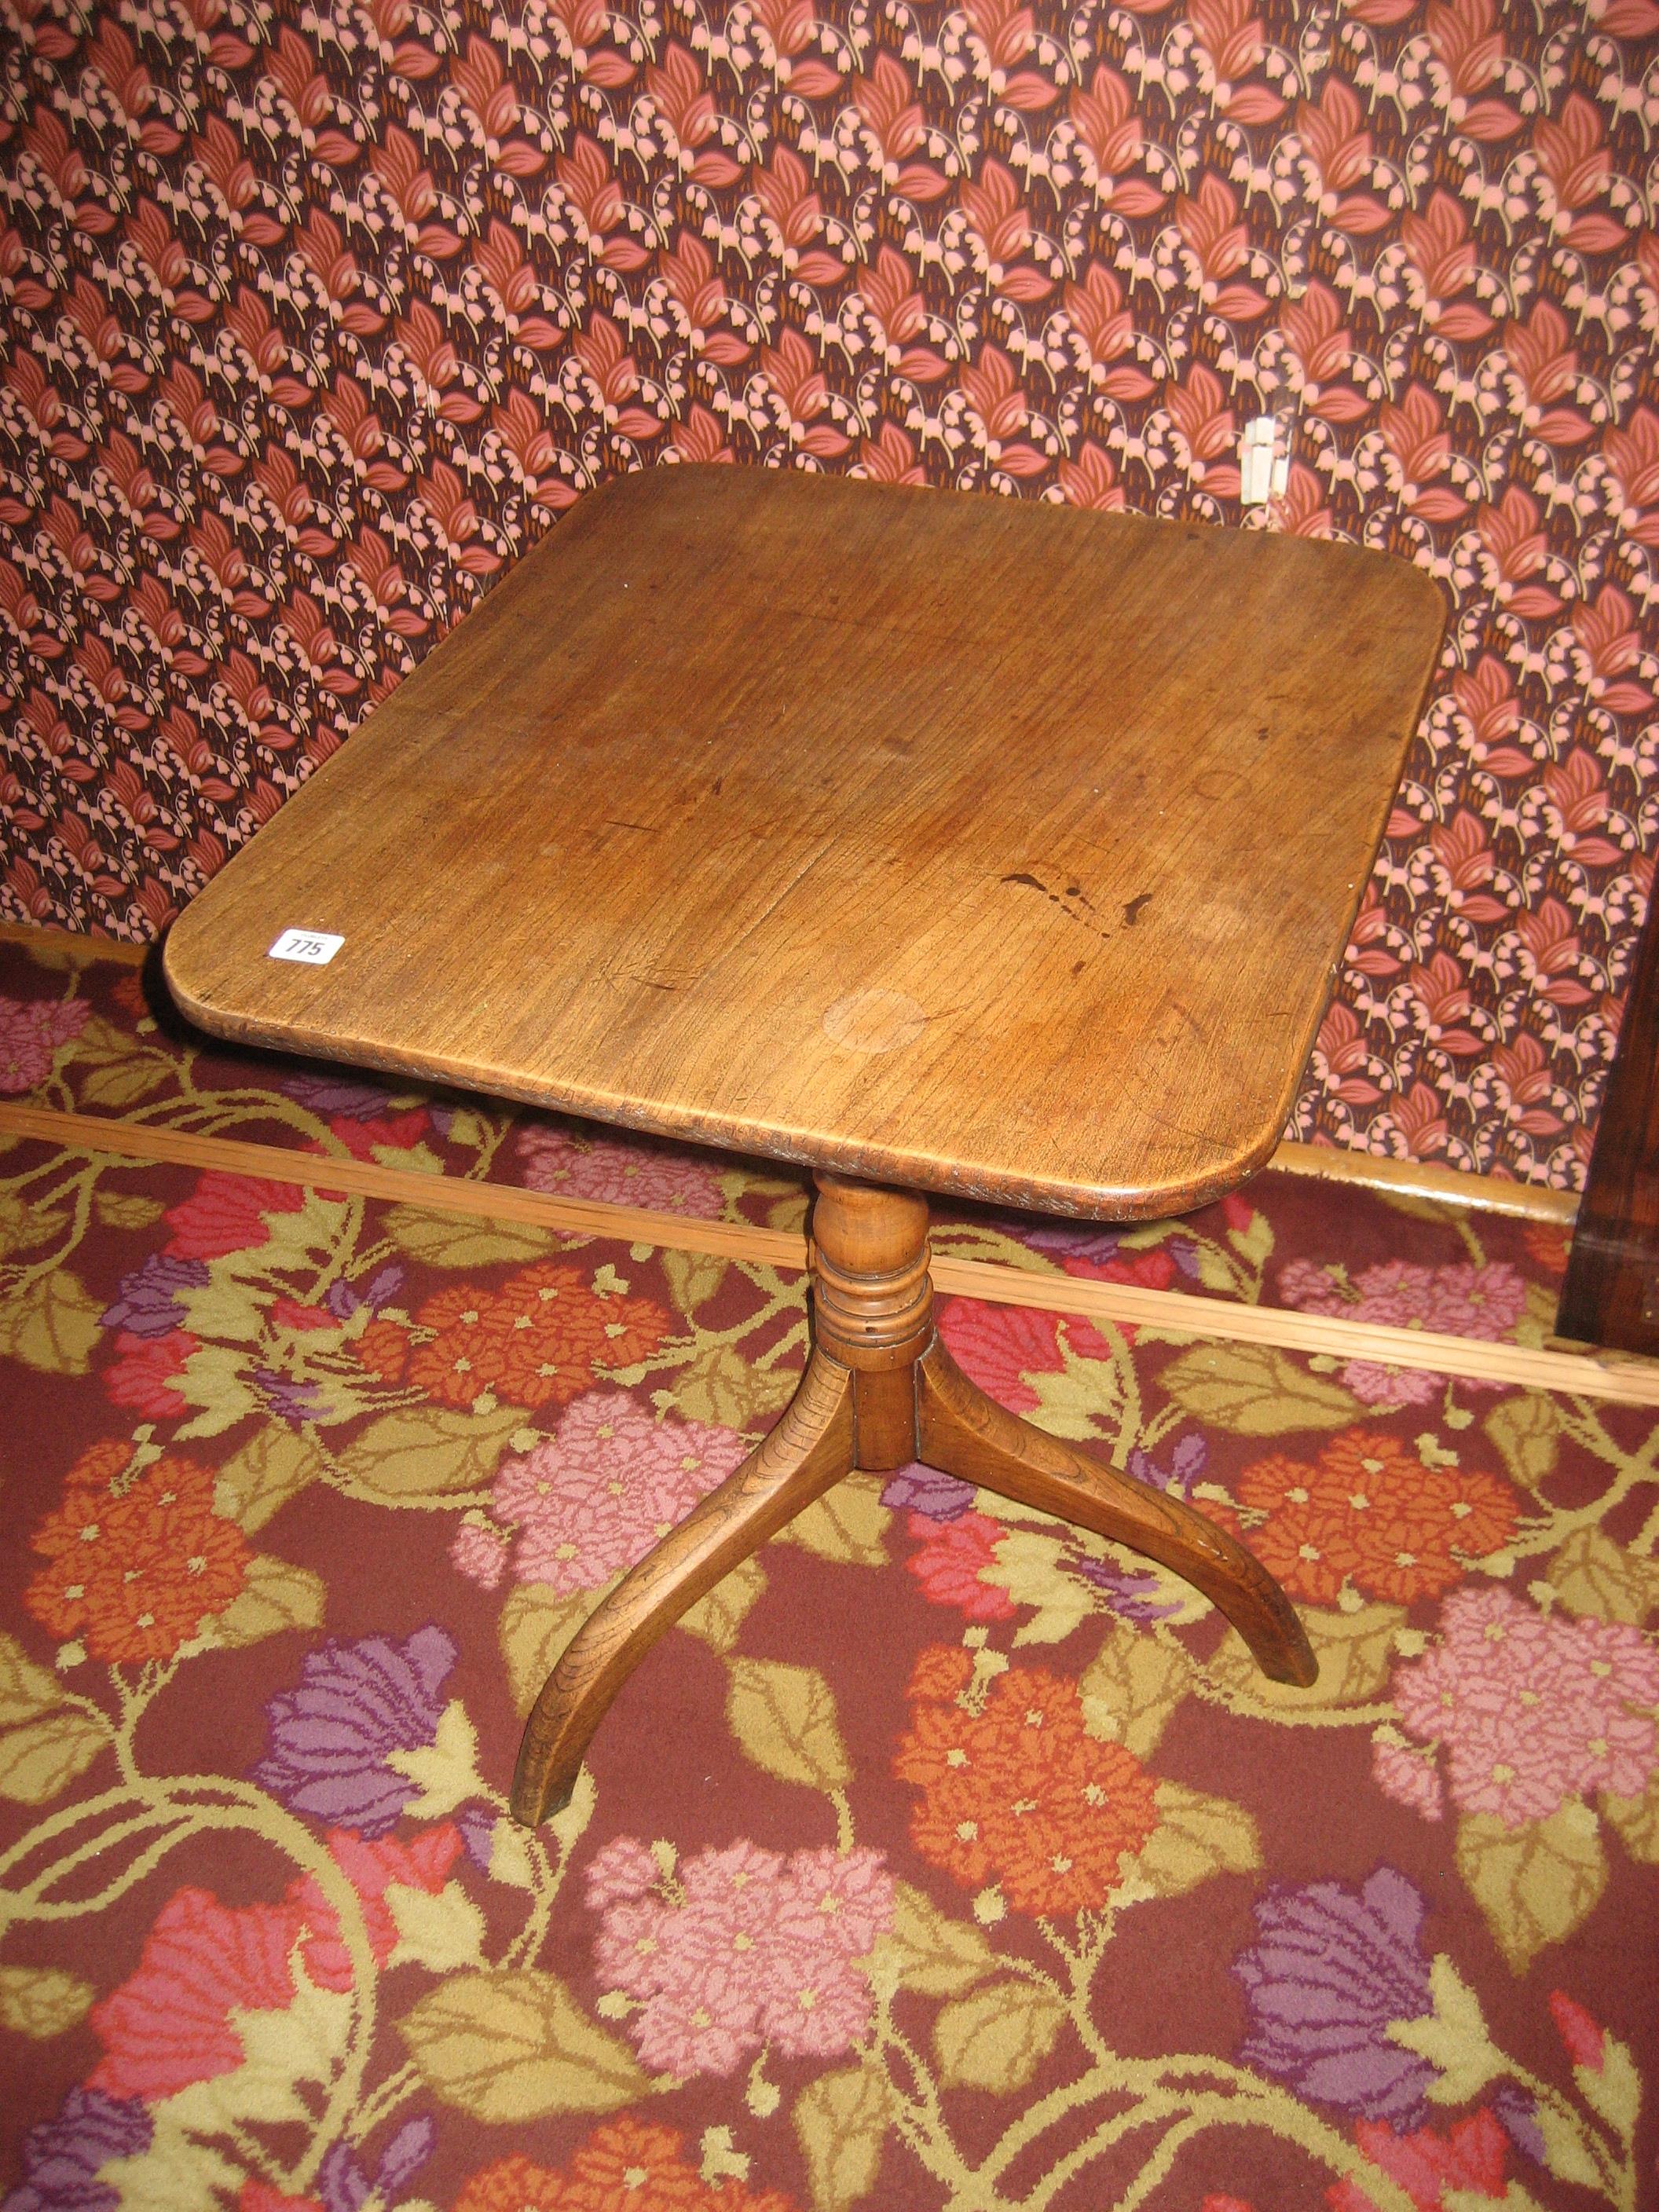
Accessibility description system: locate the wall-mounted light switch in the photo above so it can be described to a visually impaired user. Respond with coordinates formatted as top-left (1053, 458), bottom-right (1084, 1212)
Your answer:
top-left (1240, 416), bottom-right (1278, 507)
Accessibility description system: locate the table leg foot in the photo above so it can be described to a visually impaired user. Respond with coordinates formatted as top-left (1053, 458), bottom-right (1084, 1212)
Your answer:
top-left (916, 1340), bottom-right (1317, 1689)
top-left (511, 1350), bottom-right (856, 1827)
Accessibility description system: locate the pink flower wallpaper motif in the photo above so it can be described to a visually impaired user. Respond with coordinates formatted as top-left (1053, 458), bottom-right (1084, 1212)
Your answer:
top-left (0, 0), bottom-right (1654, 1185)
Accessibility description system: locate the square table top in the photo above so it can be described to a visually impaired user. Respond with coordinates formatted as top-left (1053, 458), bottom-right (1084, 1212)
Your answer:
top-left (163, 466), bottom-right (1445, 1219)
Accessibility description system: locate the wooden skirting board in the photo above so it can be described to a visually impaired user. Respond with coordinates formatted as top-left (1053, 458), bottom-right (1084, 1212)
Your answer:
top-left (2, 1097), bottom-right (1650, 1407)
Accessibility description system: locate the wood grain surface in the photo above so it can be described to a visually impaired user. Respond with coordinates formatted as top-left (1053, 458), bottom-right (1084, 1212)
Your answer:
top-left (163, 467), bottom-right (1445, 1220)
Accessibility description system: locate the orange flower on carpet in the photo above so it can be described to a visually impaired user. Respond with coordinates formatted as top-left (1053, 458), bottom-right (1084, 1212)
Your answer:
top-left (454, 2115), bottom-right (797, 2211)
top-left (407, 1264), bottom-right (673, 1411)
top-left (25, 1440), bottom-right (251, 1664)
top-left (408, 1284), bottom-right (510, 1407)
top-left (895, 1648), bottom-right (1159, 1914)
top-left (483, 1260), bottom-right (672, 1407)
top-left (1221, 1429), bottom-right (1522, 1606)
top-left (353, 1315), bottom-right (410, 1382)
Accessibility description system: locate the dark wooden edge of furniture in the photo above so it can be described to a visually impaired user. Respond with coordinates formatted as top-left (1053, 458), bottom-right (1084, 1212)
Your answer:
top-left (1558, 877), bottom-right (1659, 1351)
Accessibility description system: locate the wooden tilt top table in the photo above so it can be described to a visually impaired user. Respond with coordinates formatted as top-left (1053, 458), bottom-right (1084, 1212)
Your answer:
top-left (164, 465), bottom-right (1447, 1826)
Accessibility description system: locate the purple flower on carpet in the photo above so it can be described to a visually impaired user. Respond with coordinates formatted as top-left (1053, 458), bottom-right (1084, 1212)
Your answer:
top-left (1072, 1555), bottom-right (1185, 1623)
top-left (1492, 2084), bottom-right (1546, 2167)
top-left (1232, 1866), bottom-right (1436, 2127)
top-left (251, 1368), bottom-right (324, 1426)
top-left (324, 1263), bottom-right (406, 1322)
top-left (253, 1625), bottom-right (456, 1837)
top-left (1020, 1222), bottom-right (1122, 1262)
top-left (881, 1463), bottom-right (975, 1520)
top-left (457, 1805), bottom-right (502, 1873)
top-left (1126, 1434), bottom-right (1206, 1496)
top-left (279, 1072), bottom-right (398, 1117)
top-left (0, 994), bottom-right (90, 1093)
top-left (3, 2085), bottom-right (151, 2212)
top-left (98, 1255), bottom-right (208, 1339)
top-left (317, 2115), bottom-right (435, 2212)
top-left (1168, 1238), bottom-right (1203, 1280)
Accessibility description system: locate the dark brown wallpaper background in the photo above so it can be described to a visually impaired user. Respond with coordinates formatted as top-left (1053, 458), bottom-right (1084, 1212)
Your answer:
top-left (0, 0), bottom-right (1654, 1186)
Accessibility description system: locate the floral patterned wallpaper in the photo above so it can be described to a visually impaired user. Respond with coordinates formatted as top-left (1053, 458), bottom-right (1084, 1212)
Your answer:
top-left (0, 0), bottom-right (1654, 1185)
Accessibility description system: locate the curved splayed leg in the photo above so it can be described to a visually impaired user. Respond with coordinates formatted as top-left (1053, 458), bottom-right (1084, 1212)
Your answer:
top-left (511, 1351), bottom-right (857, 1826)
top-left (916, 1340), bottom-right (1317, 1688)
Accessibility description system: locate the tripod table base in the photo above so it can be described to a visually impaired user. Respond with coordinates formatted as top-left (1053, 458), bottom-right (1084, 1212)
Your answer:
top-left (511, 1172), bottom-right (1317, 1827)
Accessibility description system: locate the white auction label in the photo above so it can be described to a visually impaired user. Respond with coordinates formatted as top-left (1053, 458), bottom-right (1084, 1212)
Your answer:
top-left (267, 928), bottom-right (344, 965)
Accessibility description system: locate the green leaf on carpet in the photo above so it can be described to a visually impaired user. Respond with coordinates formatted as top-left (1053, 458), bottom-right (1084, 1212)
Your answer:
top-left (727, 1657), bottom-right (851, 1790)
top-left (0, 1632), bottom-right (64, 1726)
top-left (91, 1189), bottom-right (167, 1229)
top-left (1126, 1779), bottom-right (1262, 1898)
top-left (670, 1339), bottom-right (798, 1426)
top-left (1547, 1526), bottom-right (1659, 1625)
top-left (213, 1427), bottom-right (326, 1531)
top-left (1205, 1602), bottom-right (1406, 1708)
top-left (1455, 1804), bottom-right (1607, 1972)
top-left (680, 1554), bottom-right (767, 1651)
top-left (499, 1583), bottom-right (596, 1715)
top-left (338, 1400), bottom-right (525, 1501)
top-left (794, 2064), bottom-right (891, 2212)
top-left (207, 1555), bottom-right (326, 1648)
top-left (0, 1269), bottom-right (104, 1374)
top-left (383, 1203), bottom-right (553, 1267)
top-left (774, 1474), bottom-right (890, 1565)
top-left (868, 1882), bottom-right (997, 1999)
top-left (0, 1708), bottom-right (108, 1805)
top-left (660, 1247), bottom-right (729, 1314)
top-left (1483, 1395), bottom-right (1559, 1489)
top-left (933, 1976), bottom-right (1066, 2093)
top-left (398, 1968), bottom-right (646, 2118)
top-left (1079, 1619), bottom-right (1196, 1759)
top-left (0, 1965), bottom-right (93, 2038)
top-left (1602, 1775), bottom-right (1659, 1862)
top-left (1159, 1341), bottom-right (1359, 1433)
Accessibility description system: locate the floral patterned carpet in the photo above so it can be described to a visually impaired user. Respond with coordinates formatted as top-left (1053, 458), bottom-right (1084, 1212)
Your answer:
top-left (2, 928), bottom-right (1656, 2212)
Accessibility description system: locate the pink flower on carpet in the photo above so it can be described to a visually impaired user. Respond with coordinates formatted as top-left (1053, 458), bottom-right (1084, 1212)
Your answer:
top-left (1549, 1990), bottom-right (1606, 2071)
top-left (290, 1822), bottom-right (463, 1989)
top-left (492, 1391), bottom-right (746, 1591)
top-left (584, 1835), bottom-right (661, 1908)
top-left (515, 1122), bottom-right (723, 1217)
top-left (904, 1508), bottom-right (1016, 1619)
top-left (100, 1326), bottom-right (196, 1419)
top-left (0, 993), bottom-right (89, 1090)
top-left (936, 1297), bottom-right (1066, 1413)
top-left (1329, 2106), bottom-right (1510, 2210)
top-left (589, 1837), bottom-right (894, 2076)
top-left (1371, 1733), bottom-right (1445, 1822)
top-left (449, 1516), bottom-right (510, 1588)
top-left (89, 1888), bottom-right (302, 2100)
top-left (163, 1170), bottom-right (307, 1260)
top-left (1385, 1586), bottom-right (1659, 1827)
top-left (1279, 1259), bottom-right (1529, 1404)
